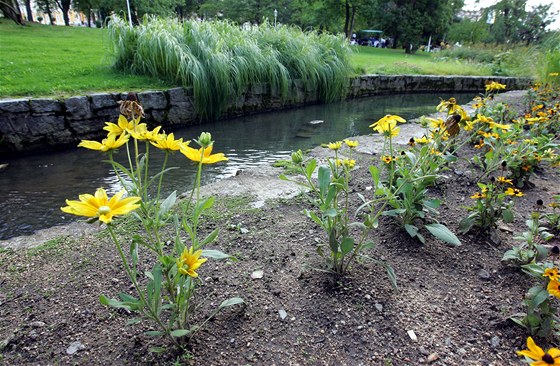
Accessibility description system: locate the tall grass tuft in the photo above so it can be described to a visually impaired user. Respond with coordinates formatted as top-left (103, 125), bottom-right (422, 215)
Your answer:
top-left (537, 33), bottom-right (560, 86)
top-left (108, 16), bottom-right (352, 120)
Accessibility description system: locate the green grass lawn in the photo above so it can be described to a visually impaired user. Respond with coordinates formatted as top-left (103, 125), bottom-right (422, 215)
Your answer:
top-left (0, 20), bottom-right (173, 98)
top-left (350, 46), bottom-right (494, 76)
top-left (1, 20), bottom-right (496, 98)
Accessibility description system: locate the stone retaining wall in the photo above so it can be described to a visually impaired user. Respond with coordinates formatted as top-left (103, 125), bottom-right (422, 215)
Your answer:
top-left (0, 75), bottom-right (532, 155)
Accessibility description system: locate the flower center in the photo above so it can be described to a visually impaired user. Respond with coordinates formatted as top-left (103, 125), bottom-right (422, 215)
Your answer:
top-left (98, 206), bottom-right (111, 215)
top-left (543, 353), bottom-right (554, 364)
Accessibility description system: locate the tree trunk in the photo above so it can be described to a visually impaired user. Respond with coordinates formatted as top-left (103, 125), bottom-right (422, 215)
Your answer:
top-left (87, 8), bottom-right (91, 27)
top-left (45, 1), bottom-right (54, 25)
top-left (0, 0), bottom-right (24, 25)
top-left (55, 0), bottom-right (71, 26)
top-left (344, 0), bottom-right (350, 38)
top-left (349, 6), bottom-right (356, 40)
top-left (24, 0), bottom-right (33, 22)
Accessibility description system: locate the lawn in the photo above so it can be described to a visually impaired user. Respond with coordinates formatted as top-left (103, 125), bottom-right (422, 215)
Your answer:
top-left (0, 20), bottom-right (173, 98)
top-left (1, 20), bottom-right (496, 98)
top-left (350, 45), bottom-right (494, 76)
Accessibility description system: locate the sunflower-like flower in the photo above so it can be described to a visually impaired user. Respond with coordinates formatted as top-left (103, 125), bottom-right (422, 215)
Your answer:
top-left (369, 115), bottom-right (406, 135)
top-left (344, 139), bottom-right (359, 148)
top-left (104, 115), bottom-right (147, 139)
top-left (505, 188), bottom-right (524, 197)
top-left (547, 280), bottom-right (560, 299)
top-left (61, 188), bottom-right (141, 224)
top-left (327, 141), bottom-right (342, 150)
top-left (485, 81), bottom-right (506, 92)
top-left (543, 268), bottom-right (560, 282)
top-left (496, 176), bottom-right (513, 185)
top-left (381, 155), bottom-right (395, 164)
top-left (180, 144), bottom-right (228, 165)
top-left (150, 133), bottom-right (186, 152)
top-left (78, 132), bottom-right (129, 152)
top-left (335, 158), bottom-right (356, 169)
top-left (176, 246), bottom-right (208, 278)
top-left (436, 98), bottom-right (468, 120)
top-left (517, 337), bottom-right (560, 365)
top-left (470, 192), bottom-right (486, 199)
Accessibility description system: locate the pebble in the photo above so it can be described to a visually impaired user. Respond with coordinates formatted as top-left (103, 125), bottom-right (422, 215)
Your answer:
top-left (457, 347), bottom-right (467, 355)
top-left (407, 330), bottom-right (418, 342)
top-left (251, 270), bottom-right (264, 279)
top-left (375, 303), bottom-right (383, 312)
top-left (478, 269), bottom-right (491, 280)
top-left (491, 336), bottom-right (500, 348)
top-left (66, 341), bottom-right (86, 355)
top-left (29, 321), bottom-right (46, 328)
top-left (278, 309), bottom-right (287, 320)
top-left (427, 353), bottom-right (439, 363)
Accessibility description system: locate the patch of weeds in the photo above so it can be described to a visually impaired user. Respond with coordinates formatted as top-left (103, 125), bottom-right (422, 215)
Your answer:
top-left (27, 236), bottom-right (69, 257)
top-left (199, 195), bottom-right (261, 221)
top-left (273, 159), bottom-right (301, 175)
top-left (95, 214), bottom-right (141, 239)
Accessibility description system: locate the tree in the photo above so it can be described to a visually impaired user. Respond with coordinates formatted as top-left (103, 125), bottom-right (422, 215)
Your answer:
top-left (372, 0), bottom-right (464, 52)
top-left (22, 0), bottom-right (33, 21)
top-left (447, 18), bottom-right (490, 44)
top-left (36, 0), bottom-right (56, 24)
top-left (54, 0), bottom-right (71, 25)
top-left (0, 0), bottom-right (24, 24)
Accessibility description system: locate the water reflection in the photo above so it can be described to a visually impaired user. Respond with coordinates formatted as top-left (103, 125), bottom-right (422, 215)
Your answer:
top-left (0, 92), bottom-right (474, 239)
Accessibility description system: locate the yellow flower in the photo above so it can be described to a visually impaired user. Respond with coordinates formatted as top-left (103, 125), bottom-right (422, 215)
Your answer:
top-left (474, 139), bottom-right (485, 149)
top-left (425, 117), bottom-right (445, 129)
top-left (547, 280), bottom-right (560, 299)
top-left (176, 246), bottom-right (208, 278)
top-left (517, 337), bottom-right (560, 365)
top-left (436, 98), bottom-right (468, 120)
top-left (61, 188), bottom-right (141, 224)
top-left (415, 136), bottom-right (431, 144)
top-left (180, 144), bottom-right (228, 164)
top-left (544, 268), bottom-right (560, 282)
top-left (549, 72), bottom-right (559, 77)
top-left (78, 132), bottom-right (129, 152)
top-left (104, 115), bottom-right (146, 139)
top-left (381, 155), bottom-right (394, 164)
top-left (131, 125), bottom-right (162, 142)
top-left (505, 188), bottom-right (524, 197)
top-left (344, 139), bottom-right (359, 148)
top-left (485, 81), bottom-right (506, 92)
top-left (335, 158), bottom-right (356, 169)
top-left (487, 121), bottom-right (511, 130)
top-left (470, 192), bottom-right (486, 199)
top-left (369, 115), bottom-right (406, 133)
top-left (150, 133), bottom-right (185, 152)
top-left (327, 141), bottom-right (342, 150)
top-left (496, 176), bottom-right (513, 185)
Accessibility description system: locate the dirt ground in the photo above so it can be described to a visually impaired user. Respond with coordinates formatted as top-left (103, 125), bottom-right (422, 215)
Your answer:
top-left (1, 91), bottom-right (559, 365)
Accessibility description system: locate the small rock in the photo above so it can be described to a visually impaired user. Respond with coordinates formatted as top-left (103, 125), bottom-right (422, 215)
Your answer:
top-left (240, 227), bottom-right (249, 234)
top-left (454, 170), bottom-right (464, 176)
top-left (66, 341), bottom-right (86, 355)
top-left (478, 269), bottom-right (491, 280)
top-left (30, 321), bottom-right (46, 328)
top-left (419, 346), bottom-right (429, 355)
top-left (407, 330), bottom-right (418, 342)
top-left (497, 224), bottom-right (514, 233)
top-left (457, 347), bottom-right (467, 355)
top-left (278, 309), bottom-right (287, 320)
top-left (251, 270), bottom-right (264, 279)
top-left (491, 336), bottom-right (500, 348)
top-left (365, 294), bottom-right (371, 300)
top-left (375, 303), bottom-right (383, 312)
top-left (427, 353), bottom-right (439, 363)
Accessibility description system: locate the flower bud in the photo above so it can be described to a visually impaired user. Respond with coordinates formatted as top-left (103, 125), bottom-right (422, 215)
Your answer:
top-left (291, 150), bottom-right (304, 164)
top-left (197, 132), bottom-right (213, 148)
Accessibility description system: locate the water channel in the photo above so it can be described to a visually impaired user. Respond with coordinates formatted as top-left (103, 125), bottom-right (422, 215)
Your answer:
top-left (0, 92), bottom-right (475, 240)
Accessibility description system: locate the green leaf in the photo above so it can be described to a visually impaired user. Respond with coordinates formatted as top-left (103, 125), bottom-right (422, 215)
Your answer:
top-left (201, 249), bottom-right (235, 260)
top-left (416, 232), bottom-right (426, 244)
top-left (304, 210), bottom-right (325, 228)
top-left (126, 318), bottom-right (142, 326)
top-left (170, 329), bottom-right (191, 338)
top-left (157, 191), bottom-right (177, 218)
top-left (369, 165), bottom-right (380, 187)
top-left (306, 159), bottom-right (317, 178)
top-left (382, 208), bottom-right (406, 216)
top-left (340, 237), bottom-right (354, 255)
top-left (530, 288), bottom-right (549, 308)
top-left (324, 208), bottom-right (338, 217)
top-left (148, 347), bottom-right (167, 353)
top-left (458, 215), bottom-right (476, 234)
top-left (201, 228), bottom-right (220, 246)
top-left (502, 209), bottom-right (514, 223)
top-left (404, 224), bottom-right (418, 237)
top-left (219, 297), bottom-right (244, 308)
top-left (425, 223), bottom-right (461, 246)
top-left (318, 166), bottom-right (331, 195)
top-left (361, 241), bottom-right (376, 250)
top-left (383, 262), bottom-right (398, 291)
top-left (423, 199), bottom-right (441, 209)
top-left (99, 295), bottom-right (132, 311)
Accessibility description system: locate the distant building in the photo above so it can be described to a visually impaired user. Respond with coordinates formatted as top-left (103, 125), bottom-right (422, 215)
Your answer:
top-left (27, 0), bottom-right (88, 26)
top-left (457, 9), bottom-right (483, 22)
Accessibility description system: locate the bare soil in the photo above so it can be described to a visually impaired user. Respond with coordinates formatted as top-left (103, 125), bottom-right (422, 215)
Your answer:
top-left (1, 91), bottom-right (559, 366)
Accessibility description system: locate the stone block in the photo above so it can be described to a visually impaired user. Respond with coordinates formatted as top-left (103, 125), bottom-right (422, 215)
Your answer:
top-left (27, 115), bottom-right (66, 136)
top-left (151, 110), bottom-right (167, 124)
top-left (65, 96), bottom-right (93, 120)
top-left (95, 106), bottom-right (120, 119)
top-left (30, 99), bottom-right (62, 114)
top-left (0, 99), bottom-right (30, 113)
top-left (90, 93), bottom-right (118, 110)
top-left (67, 117), bottom-right (105, 136)
top-left (138, 91), bottom-right (167, 110)
top-left (168, 88), bottom-right (189, 105)
top-left (168, 106), bottom-right (196, 126)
